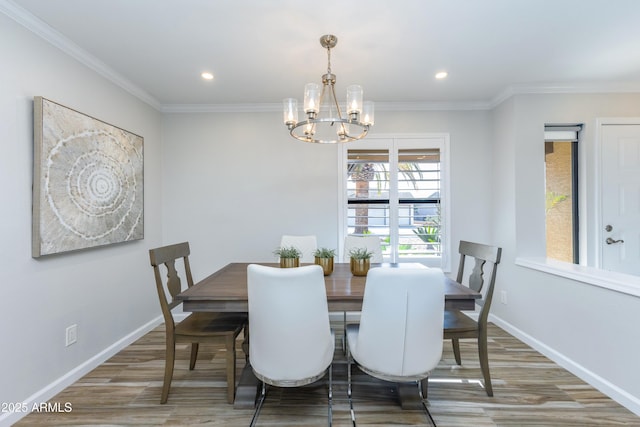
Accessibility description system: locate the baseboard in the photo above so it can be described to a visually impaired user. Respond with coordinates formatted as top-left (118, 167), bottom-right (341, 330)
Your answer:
top-left (0, 316), bottom-right (163, 427)
top-left (489, 313), bottom-right (640, 416)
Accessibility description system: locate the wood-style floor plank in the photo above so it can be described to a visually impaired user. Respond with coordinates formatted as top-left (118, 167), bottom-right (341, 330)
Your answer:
top-left (14, 323), bottom-right (640, 426)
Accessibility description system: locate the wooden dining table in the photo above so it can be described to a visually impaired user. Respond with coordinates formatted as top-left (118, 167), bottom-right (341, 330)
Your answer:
top-left (178, 262), bottom-right (479, 312)
top-left (176, 262), bottom-right (480, 408)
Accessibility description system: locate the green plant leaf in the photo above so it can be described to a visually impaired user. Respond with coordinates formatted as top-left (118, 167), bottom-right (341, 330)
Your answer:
top-left (313, 247), bottom-right (336, 258)
top-left (273, 246), bottom-right (302, 258)
top-left (348, 247), bottom-right (374, 259)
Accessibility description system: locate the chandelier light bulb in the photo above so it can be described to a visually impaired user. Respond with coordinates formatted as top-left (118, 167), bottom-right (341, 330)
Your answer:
top-left (304, 83), bottom-right (321, 115)
top-left (362, 101), bottom-right (375, 126)
top-left (283, 98), bottom-right (298, 126)
top-left (346, 85), bottom-right (363, 116)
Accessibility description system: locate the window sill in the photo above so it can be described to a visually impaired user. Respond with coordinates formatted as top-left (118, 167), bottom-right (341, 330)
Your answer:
top-left (515, 257), bottom-right (640, 298)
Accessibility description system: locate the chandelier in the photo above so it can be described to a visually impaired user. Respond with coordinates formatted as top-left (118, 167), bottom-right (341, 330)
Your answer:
top-left (283, 35), bottom-right (374, 144)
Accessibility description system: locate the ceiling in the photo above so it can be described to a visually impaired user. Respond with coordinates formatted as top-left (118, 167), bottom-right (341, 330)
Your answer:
top-left (5, 0), bottom-right (640, 110)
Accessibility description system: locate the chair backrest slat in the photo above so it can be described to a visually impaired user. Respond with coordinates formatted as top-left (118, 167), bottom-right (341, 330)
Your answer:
top-left (149, 242), bottom-right (193, 329)
top-left (456, 240), bottom-right (502, 319)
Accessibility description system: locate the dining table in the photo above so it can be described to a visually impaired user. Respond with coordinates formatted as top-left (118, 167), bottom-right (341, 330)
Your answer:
top-left (176, 262), bottom-right (480, 408)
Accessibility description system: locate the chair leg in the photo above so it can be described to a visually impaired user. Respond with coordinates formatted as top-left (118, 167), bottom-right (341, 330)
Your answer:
top-left (225, 334), bottom-right (237, 404)
top-left (347, 349), bottom-right (356, 427)
top-left (242, 323), bottom-right (250, 362)
top-left (451, 338), bottom-right (462, 365)
top-left (420, 377), bottom-right (428, 399)
top-left (478, 333), bottom-right (493, 397)
top-left (417, 380), bottom-right (437, 427)
top-left (342, 311), bottom-right (347, 354)
top-left (161, 335), bottom-right (176, 404)
top-left (250, 382), bottom-right (267, 427)
top-left (189, 343), bottom-right (199, 370)
top-left (328, 364), bottom-right (333, 427)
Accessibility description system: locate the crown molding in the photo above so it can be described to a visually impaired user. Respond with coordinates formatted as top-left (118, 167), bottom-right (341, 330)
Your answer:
top-left (373, 101), bottom-right (492, 111)
top-left (160, 103), bottom-right (283, 113)
top-left (490, 82), bottom-right (640, 108)
top-left (1, 0), bottom-right (161, 110)
top-left (161, 84), bottom-right (640, 114)
top-left (161, 100), bottom-right (494, 114)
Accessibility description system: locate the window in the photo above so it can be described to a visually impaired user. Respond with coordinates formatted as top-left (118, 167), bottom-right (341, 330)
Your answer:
top-left (339, 136), bottom-right (450, 269)
top-left (544, 124), bottom-right (582, 263)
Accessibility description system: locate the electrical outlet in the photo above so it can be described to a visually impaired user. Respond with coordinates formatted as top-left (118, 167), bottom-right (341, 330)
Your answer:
top-left (65, 324), bottom-right (77, 346)
top-left (500, 290), bottom-right (507, 305)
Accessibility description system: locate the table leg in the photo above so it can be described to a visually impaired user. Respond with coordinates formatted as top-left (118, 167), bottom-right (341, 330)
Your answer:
top-left (397, 382), bottom-right (423, 410)
top-left (234, 363), bottom-right (259, 408)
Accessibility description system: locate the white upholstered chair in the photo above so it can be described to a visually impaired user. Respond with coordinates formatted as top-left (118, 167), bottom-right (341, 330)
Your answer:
top-left (340, 234), bottom-right (384, 349)
top-left (343, 235), bottom-right (383, 263)
top-left (247, 264), bottom-right (334, 427)
top-left (346, 267), bottom-right (445, 426)
top-left (280, 234), bottom-right (318, 263)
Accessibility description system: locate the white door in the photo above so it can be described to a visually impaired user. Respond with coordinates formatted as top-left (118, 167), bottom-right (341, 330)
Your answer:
top-left (601, 124), bottom-right (640, 275)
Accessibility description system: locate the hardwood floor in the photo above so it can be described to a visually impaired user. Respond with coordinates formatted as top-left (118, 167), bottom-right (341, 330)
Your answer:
top-left (15, 322), bottom-right (639, 426)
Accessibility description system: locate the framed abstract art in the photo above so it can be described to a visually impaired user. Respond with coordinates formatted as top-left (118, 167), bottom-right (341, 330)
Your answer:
top-left (32, 97), bottom-right (144, 257)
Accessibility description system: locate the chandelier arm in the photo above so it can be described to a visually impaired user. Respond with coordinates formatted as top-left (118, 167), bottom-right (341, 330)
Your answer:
top-left (329, 81), bottom-right (344, 119)
top-left (289, 118), bottom-right (369, 144)
top-left (329, 82), bottom-right (348, 137)
top-left (318, 79), bottom-right (328, 118)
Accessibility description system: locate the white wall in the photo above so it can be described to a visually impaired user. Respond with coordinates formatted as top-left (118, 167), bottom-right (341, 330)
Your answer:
top-left (160, 109), bottom-right (494, 280)
top-left (0, 12), bottom-right (163, 420)
top-left (490, 93), bottom-right (640, 413)
top-left (160, 112), bottom-right (341, 279)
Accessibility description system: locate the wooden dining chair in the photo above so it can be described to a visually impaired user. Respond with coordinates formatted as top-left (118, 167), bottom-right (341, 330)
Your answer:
top-left (443, 240), bottom-right (502, 396)
top-left (149, 242), bottom-right (248, 404)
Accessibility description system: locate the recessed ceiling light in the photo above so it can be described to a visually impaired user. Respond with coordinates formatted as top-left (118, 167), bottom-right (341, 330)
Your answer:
top-left (201, 72), bottom-right (214, 80)
top-left (435, 71), bottom-right (448, 79)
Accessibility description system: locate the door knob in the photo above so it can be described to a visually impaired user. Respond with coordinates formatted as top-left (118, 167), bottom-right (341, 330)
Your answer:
top-left (606, 237), bottom-right (624, 245)
top-left (605, 225), bottom-right (613, 232)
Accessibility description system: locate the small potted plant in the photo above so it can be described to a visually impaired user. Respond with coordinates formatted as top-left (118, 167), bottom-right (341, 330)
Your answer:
top-left (349, 247), bottom-right (374, 276)
top-left (274, 246), bottom-right (302, 268)
top-left (313, 248), bottom-right (336, 276)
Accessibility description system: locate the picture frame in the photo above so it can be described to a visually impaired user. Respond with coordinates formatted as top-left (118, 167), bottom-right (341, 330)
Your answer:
top-left (32, 97), bottom-right (144, 257)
